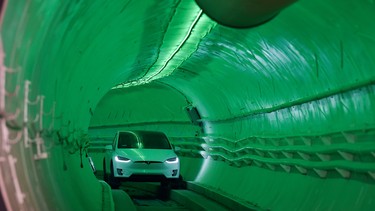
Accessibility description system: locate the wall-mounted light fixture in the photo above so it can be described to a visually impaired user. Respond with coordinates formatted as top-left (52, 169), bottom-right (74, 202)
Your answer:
top-left (185, 105), bottom-right (202, 126)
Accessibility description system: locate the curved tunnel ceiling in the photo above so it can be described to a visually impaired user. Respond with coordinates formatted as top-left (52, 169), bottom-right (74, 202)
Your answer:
top-left (1, 0), bottom-right (375, 210)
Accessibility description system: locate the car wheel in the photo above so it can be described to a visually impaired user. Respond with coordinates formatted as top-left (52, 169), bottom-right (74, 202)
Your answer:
top-left (103, 159), bottom-right (108, 182)
top-left (170, 175), bottom-right (186, 189)
top-left (161, 180), bottom-right (171, 188)
top-left (159, 180), bottom-right (171, 201)
top-left (109, 161), bottom-right (120, 189)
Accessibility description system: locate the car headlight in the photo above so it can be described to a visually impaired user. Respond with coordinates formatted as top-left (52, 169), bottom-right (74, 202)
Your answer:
top-left (115, 156), bottom-right (131, 163)
top-left (165, 157), bottom-right (179, 164)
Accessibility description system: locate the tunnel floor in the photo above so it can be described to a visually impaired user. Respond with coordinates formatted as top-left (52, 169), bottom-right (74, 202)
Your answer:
top-left (122, 183), bottom-right (188, 210)
top-left (94, 170), bottom-right (240, 210)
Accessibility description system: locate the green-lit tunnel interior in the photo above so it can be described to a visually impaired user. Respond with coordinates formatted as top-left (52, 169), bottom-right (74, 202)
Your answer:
top-left (1, 0), bottom-right (375, 210)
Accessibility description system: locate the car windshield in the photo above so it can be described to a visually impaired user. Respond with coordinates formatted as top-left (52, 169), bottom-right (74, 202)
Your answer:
top-left (118, 131), bottom-right (171, 149)
top-left (139, 132), bottom-right (171, 149)
top-left (118, 132), bottom-right (138, 149)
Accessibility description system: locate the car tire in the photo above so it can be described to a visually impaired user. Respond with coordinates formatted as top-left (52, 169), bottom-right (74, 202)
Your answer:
top-left (171, 175), bottom-right (186, 189)
top-left (109, 161), bottom-right (120, 189)
top-left (103, 159), bottom-right (108, 182)
top-left (159, 180), bottom-right (171, 201)
top-left (160, 179), bottom-right (171, 188)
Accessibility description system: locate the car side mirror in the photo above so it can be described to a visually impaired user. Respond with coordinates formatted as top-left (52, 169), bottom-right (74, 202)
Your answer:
top-left (104, 145), bottom-right (112, 150)
top-left (174, 146), bottom-right (181, 152)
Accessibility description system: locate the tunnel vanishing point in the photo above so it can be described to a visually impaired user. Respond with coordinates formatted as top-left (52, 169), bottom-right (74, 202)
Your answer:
top-left (1, 0), bottom-right (375, 210)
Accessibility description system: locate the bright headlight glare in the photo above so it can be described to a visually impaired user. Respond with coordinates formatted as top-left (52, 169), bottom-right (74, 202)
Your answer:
top-left (165, 157), bottom-right (179, 163)
top-left (115, 156), bottom-right (131, 163)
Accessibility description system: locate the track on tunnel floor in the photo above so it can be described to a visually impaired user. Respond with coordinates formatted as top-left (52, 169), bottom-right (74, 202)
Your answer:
top-left (94, 170), bottom-right (252, 210)
top-left (95, 170), bottom-right (189, 210)
top-left (121, 182), bottom-right (189, 210)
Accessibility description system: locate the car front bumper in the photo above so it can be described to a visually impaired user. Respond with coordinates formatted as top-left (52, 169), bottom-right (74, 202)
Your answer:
top-left (113, 160), bottom-right (180, 179)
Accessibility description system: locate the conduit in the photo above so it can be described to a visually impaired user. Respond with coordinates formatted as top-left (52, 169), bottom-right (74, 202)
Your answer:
top-left (1, 0), bottom-right (375, 211)
top-left (195, 0), bottom-right (297, 28)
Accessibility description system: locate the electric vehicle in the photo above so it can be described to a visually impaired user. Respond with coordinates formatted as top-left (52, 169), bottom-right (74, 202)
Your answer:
top-left (103, 130), bottom-right (180, 188)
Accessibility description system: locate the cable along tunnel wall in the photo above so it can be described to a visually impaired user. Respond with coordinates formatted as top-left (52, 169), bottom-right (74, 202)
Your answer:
top-left (1, 0), bottom-right (375, 210)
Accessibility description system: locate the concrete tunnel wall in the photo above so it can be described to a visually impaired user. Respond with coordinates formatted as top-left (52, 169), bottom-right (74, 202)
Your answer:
top-left (1, 0), bottom-right (375, 210)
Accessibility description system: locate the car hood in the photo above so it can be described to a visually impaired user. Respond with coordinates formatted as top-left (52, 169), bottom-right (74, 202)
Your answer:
top-left (115, 149), bottom-right (178, 162)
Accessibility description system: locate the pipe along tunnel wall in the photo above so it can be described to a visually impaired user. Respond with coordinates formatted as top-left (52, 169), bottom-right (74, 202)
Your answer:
top-left (1, 0), bottom-right (375, 210)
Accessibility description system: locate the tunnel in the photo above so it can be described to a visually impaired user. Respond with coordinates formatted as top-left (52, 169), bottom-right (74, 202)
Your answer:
top-left (1, 0), bottom-right (375, 210)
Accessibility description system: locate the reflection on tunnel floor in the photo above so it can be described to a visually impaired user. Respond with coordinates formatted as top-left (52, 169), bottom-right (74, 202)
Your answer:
top-left (95, 170), bottom-right (189, 210)
top-left (122, 183), bottom-right (188, 210)
top-left (95, 170), bottom-right (238, 210)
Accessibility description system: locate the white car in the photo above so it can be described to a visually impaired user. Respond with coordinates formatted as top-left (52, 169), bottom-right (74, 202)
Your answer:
top-left (103, 130), bottom-right (180, 188)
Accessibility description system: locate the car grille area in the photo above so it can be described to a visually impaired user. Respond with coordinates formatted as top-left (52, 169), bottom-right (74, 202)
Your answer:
top-left (132, 161), bottom-right (164, 170)
top-left (134, 161), bottom-right (162, 164)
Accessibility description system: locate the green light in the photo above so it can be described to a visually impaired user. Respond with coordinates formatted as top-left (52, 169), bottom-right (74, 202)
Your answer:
top-left (112, 3), bottom-right (216, 90)
top-left (145, 9), bottom-right (203, 81)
